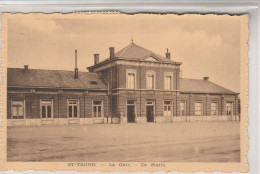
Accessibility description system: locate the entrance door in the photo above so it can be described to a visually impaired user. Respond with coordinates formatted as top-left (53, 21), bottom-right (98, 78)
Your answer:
top-left (127, 100), bottom-right (135, 123)
top-left (146, 100), bottom-right (154, 122)
top-left (164, 101), bottom-right (172, 117)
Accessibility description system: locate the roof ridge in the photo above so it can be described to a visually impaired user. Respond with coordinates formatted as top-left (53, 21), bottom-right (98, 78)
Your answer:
top-left (7, 67), bottom-right (93, 74)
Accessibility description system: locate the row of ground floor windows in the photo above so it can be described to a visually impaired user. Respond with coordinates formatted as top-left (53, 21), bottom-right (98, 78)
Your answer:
top-left (126, 100), bottom-right (234, 123)
top-left (181, 101), bottom-right (233, 116)
top-left (11, 99), bottom-right (103, 119)
top-left (10, 99), bottom-right (234, 119)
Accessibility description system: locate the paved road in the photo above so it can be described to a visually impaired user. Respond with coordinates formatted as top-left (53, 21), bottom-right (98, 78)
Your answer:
top-left (7, 122), bottom-right (240, 162)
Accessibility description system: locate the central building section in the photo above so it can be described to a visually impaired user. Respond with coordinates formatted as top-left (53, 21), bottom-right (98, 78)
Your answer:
top-left (88, 42), bottom-right (182, 123)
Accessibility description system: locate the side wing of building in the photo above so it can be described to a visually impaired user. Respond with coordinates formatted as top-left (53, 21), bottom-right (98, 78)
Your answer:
top-left (7, 68), bottom-right (110, 126)
top-left (178, 78), bottom-right (239, 122)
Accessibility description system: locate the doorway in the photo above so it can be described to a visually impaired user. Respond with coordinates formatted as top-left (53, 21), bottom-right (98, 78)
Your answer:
top-left (127, 100), bottom-right (135, 123)
top-left (163, 101), bottom-right (172, 117)
top-left (146, 100), bottom-right (155, 122)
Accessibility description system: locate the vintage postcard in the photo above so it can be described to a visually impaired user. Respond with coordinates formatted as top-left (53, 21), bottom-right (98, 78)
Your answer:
top-left (0, 13), bottom-right (248, 172)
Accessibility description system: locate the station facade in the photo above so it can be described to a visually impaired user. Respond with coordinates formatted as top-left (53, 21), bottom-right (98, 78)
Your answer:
top-left (7, 42), bottom-right (239, 126)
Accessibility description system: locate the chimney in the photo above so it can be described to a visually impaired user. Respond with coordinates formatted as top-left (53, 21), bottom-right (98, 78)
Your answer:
top-left (165, 48), bottom-right (171, 59)
top-left (74, 49), bottom-right (78, 79)
top-left (24, 65), bottom-right (29, 72)
top-left (203, 77), bottom-right (209, 81)
top-left (109, 47), bottom-right (115, 59)
top-left (94, 54), bottom-right (99, 65)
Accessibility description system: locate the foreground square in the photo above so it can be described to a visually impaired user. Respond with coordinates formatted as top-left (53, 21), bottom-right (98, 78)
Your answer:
top-left (7, 122), bottom-right (240, 162)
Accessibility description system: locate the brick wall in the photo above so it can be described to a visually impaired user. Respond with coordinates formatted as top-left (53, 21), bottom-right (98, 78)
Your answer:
top-left (7, 88), bottom-right (109, 119)
top-left (179, 93), bottom-right (239, 116)
top-left (7, 89), bottom-right (239, 121)
top-left (97, 64), bottom-right (180, 90)
top-left (112, 89), bottom-right (179, 119)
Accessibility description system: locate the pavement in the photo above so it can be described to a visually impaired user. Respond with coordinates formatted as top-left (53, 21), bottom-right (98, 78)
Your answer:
top-left (7, 121), bottom-right (240, 162)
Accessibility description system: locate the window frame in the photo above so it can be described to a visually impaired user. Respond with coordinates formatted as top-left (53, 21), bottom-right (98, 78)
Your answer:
top-left (92, 100), bottom-right (103, 118)
top-left (226, 102), bottom-right (233, 116)
top-left (40, 99), bottom-right (53, 120)
top-left (194, 101), bottom-right (203, 116)
top-left (210, 101), bottom-right (218, 116)
top-left (146, 100), bottom-right (155, 105)
top-left (127, 100), bottom-right (135, 105)
top-left (126, 69), bottom-right (137, 89)
top-left (164, 72), bottom-right (173, 90)
top-left (67, 99), bottom-right (80, 118)
top-left (146, 70), bottom-right (156, 90)
top-left (11, 99), bottom-right (26, 119)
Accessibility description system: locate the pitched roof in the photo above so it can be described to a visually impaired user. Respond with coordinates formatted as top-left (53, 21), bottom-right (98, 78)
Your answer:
top-left (7, 68), bottom-right (108, 90)
top-left (180, 78), bottom-right (237, 94)
top-left (98, 42), bottom-right (181, 65)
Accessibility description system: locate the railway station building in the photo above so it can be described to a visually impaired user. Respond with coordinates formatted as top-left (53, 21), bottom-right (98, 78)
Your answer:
top-left (7, 42), bottom-right (240, 126)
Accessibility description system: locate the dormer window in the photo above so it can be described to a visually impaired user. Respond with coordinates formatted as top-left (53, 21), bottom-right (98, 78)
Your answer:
top-left (90, 80), bottom-right (98, 85)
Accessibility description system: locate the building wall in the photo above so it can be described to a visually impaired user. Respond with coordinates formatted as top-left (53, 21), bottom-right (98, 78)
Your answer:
top-left (98, 66), bottom-right (117, 88)
top-left (95, 63), bottom-right (180, 90)
top-left (117, 64), bottom-right (180, 90)
top-left (110, 90), bottom-right (239, 123)
top-left (7, 57), bottom-right (239, 126)
top-left (179, 93), bottom-right (239, 117)
top-left (7, 87), bottom-right (239, 126)
top-left (7, 88), bottom-right (109, 120)
top-left (111, 89), bottom-right (179, 122)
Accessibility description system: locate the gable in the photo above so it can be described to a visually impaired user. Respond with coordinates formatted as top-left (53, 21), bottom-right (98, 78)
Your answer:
top-left (143, 56), bottom-right (160, 62)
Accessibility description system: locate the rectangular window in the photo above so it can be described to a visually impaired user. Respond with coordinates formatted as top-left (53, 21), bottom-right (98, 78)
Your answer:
top-left (180, 101), bottom-right (186, 116)
top-left (147, 74), bottom-right (154, 89)
top-left (68, 100), bottom-right (79, 118)
top-left (146, 71), bottom-right (155, 89)
top-left (226, 102), bottom-right (233, 115)
top-left (211, 102), bottom-right (218, 116)
top-left (127, 72), bottom-right (136, 89)
top-left (146, 101), bottom-right (153, 105)
top-left (164, 75), bottom-right (172, 90)
top-left (41, 100), bottom-right (53, 119)
top-left (93, 100), bottom-right (103, 117)
top-left (12, 100), bottom-right (24, 119)
top-left (195, 102), bottom-right (203, 116)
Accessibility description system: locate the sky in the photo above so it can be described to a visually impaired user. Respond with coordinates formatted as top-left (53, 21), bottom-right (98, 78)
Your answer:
top-left (7, 14), bottom-right (241, 92)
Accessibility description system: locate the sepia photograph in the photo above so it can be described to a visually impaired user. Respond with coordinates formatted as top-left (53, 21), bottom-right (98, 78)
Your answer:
top-left (1, 13), bottom-right (249, 172)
